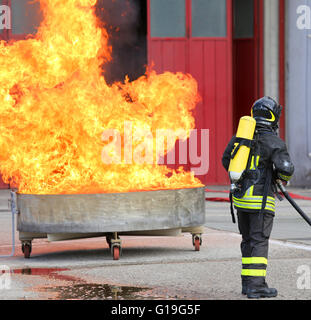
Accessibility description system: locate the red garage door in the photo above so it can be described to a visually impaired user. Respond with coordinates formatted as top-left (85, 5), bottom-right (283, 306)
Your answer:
top-left (233, 0), bottom-right (264, 132)
top-left (148, 0), bottom-right (233, 185)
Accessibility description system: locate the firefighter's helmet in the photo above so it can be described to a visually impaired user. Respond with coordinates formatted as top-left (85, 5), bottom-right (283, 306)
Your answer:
top-left (251, 96), bottom-right (282, 129)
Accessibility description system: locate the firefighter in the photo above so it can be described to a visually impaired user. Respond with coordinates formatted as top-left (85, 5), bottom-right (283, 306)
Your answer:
top-left (222, 96), bottom-right (295, 299)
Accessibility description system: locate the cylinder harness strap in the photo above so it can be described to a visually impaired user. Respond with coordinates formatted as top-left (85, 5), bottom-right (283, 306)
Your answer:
top-left (230, 138), bottom-right (254, 160)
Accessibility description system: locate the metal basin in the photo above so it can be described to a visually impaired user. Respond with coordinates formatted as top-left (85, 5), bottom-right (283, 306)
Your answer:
top-left (15, 187), bottom-right (206, 234)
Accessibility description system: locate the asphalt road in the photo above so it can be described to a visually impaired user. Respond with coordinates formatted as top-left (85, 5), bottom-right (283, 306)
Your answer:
top-left (0, 188), bottom-right (311, 301)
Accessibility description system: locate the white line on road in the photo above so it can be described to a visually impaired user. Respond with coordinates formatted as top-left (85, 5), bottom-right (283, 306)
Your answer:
top-left (270, 239), bottom-right (311, 252)
top-left (220, 230), bottom-right (311, 252)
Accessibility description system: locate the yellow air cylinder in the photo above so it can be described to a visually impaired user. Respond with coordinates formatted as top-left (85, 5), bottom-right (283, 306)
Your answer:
top-left (229, 116), bottom-right (256, 183)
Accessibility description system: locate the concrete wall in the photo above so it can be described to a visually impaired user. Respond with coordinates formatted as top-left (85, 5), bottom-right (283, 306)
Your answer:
top-left (264, 0), bottom-right (280, 102)
top-left (286, 0), bottom-right (311, 187)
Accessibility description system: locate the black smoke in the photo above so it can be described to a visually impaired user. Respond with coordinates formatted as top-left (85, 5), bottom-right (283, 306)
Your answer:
top-left (95, 0), bottom-right (147, 84)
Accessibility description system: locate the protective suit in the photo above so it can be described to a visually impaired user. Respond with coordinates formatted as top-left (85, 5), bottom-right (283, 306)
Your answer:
top-left (222, 96), bottom-right (294, 299)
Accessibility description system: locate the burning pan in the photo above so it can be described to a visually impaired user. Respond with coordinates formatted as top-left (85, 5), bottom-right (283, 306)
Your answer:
top-left (12, 187), bottom-right (206, 259)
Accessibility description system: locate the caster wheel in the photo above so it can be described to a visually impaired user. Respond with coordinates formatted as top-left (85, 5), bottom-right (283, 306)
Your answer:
top-left (194, 238), bottom-right (200, 251)
top-left (112, 246), bottom-right (120, 260)
top-left (192, 234), bottom-right (202, 252)
top-left (22, 244), bottom-right (32, 259)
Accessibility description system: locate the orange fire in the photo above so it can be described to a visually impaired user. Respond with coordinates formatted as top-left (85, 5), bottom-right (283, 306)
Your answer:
top-left (0, 0), bottom-right (203, 194)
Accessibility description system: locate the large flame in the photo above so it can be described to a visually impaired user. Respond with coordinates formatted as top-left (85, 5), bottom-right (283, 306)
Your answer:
top-left (0, 0), bottom-right (203, 194)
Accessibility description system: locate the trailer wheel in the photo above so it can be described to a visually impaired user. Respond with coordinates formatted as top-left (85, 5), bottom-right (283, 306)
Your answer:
top-left (194, 238), bottom-right (200, 251)
top-left (22, 243), bottom-right (32, 259)
top-left (112, 246), bottom-right (120, 260)
top-left (192, 234), bottom-right (202, 252)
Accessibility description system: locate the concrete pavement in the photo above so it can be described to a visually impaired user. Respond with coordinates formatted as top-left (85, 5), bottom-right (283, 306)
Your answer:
top-left (0, 187), bottom-right (310, 300)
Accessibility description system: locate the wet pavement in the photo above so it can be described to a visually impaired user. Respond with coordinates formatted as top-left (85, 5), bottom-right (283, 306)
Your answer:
top-left (9, 267), bottom-right (158, 300)
top-left (45, 283), bottom-right (151, 300)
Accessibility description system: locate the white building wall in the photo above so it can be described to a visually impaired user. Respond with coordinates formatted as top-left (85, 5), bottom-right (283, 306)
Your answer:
top-left (286, 0), bottom-right (311, 187)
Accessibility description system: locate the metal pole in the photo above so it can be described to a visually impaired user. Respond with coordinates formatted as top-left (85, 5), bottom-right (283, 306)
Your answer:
top-left (0, 191), bottom-right (17, 258)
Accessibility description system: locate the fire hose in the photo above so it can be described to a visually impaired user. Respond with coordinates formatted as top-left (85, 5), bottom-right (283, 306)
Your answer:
top-left (276, 180), bottom-right (311, 227)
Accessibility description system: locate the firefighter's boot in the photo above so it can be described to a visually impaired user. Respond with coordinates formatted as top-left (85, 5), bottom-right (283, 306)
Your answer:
top-left (247, 283), bottom-right (278, 299)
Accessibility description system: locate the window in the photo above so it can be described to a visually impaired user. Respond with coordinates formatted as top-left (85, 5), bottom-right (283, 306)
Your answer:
top-left (150, 0), bottom-right (186, 38)
top-left (11, 0), bottom-right (42, 35)
top-left (234, 0), bottom-right (254, 39)
top-left (192, 0), bottom-right (227, 37)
